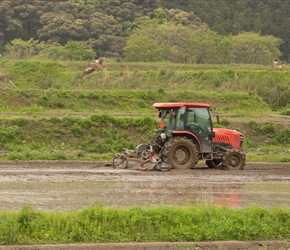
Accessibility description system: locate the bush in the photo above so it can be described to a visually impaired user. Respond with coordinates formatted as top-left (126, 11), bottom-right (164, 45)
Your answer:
top-left (260, 122), bottom-right (275, 135)
top-left (71, 123), bottom-right (84, 137)
top-left (280, 109), bottom-right (290, 116)
top-left (272, 128), bottom-right (290, 145)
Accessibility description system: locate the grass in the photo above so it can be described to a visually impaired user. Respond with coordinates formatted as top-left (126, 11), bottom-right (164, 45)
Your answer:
top-left (1, 59), bottom-right (290, 110)
top-left (246, 148), bottom-right (290, 162)
top-left (0, 205), bottom-right (290, 244)
top-left (0, 114), bottom-right (158, 161)
top-left (0, 89), bottom-right (271, 115)
top-left (0, 59), bottom-right (289, 162)
top-left (0, 112), bottom-right (289, 162)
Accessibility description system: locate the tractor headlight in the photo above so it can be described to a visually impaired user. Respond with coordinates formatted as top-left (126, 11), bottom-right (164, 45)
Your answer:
top-left (160, 133), bottom-right (167, 142)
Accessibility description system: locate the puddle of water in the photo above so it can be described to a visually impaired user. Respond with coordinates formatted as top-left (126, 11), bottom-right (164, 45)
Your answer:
top-left (242, 183), bottom-right (290, 207)
top-left (0, 181), bottom-right (289, 211)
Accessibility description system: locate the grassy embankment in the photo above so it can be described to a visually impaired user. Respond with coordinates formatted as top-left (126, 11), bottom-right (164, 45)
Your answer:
top-left (0, 205), bottom-right (290, 245)
top-left (0, 59), bottom-right (289, 162)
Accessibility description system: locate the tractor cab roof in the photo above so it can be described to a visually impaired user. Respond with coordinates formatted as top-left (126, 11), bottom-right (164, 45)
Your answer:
top-left (153, 103), bottom-right (211, 109)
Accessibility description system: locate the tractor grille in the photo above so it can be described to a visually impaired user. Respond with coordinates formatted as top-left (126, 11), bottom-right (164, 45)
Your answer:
top-left (215, 134), bottom-right (230, 143)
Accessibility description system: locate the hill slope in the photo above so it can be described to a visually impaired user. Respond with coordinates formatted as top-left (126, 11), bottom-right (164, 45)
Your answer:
top-left (0, 60), bottom-right (289, 162)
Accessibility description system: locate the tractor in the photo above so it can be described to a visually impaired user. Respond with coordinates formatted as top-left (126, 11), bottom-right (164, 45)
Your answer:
top-left (151, 102), bottom-right (246, 170)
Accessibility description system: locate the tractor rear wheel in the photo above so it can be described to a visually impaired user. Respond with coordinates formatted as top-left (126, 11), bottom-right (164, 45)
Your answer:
top-left (162, 137), bottom-right (198, 169)
top-left (222, 149), bottom-right (245, 170)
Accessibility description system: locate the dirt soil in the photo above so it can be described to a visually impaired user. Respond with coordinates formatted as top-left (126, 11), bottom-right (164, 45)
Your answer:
top-left (0, 160), bottom-right (290, 250)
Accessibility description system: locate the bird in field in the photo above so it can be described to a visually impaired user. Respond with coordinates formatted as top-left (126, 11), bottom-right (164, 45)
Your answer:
top-left (79, 57), bottom-right (105, 79)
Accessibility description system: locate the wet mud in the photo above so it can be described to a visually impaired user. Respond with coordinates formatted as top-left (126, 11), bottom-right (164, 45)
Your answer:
top-left (0, 161), bottom-right (289, 211)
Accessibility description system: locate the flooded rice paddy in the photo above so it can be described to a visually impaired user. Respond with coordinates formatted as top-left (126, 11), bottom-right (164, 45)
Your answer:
top-left (0, 161), bottom-right (289, 211)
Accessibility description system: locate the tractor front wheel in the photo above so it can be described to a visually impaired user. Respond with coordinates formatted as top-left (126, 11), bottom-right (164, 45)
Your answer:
top-left (162, 137), bottom-right (198, 169)
top-left (222, 149), bottom-right (245, 170)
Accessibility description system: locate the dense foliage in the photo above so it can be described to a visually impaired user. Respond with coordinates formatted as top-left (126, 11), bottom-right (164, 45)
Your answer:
top-left (0, 0), bottom-right (162, 58)
top-left (0, 0), bottom-right (287, 63)
top-left (124, 24), bottom-right (281, 64)
top-left (161, 0), bottom-right (290, 61)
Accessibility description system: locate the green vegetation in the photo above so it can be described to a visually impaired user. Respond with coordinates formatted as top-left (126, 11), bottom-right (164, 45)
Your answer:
top-left (1, 0), bottom-right (290, 62)
top-left (1, 59), bottom-right (290, 111)
top-left (124, 25), bottom-right (281, 64)
top-left (1, 2), bottom-right (289, 244)
top-left (0, 60), bottom-right (289, 162)
top-left (0, 114), bottom-right (157, 161)
top-left (1, 205), bottom-right (290, 244)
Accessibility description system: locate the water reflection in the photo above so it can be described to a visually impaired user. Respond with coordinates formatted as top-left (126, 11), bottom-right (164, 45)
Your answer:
top-left (1, 181), bottom-right (290, 211)
top-left (91, 181), bottom-right (290, 209)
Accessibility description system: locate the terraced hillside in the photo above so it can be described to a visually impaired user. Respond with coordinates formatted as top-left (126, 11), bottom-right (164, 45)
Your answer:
top-left (0, 60), bottom-right (289, 162)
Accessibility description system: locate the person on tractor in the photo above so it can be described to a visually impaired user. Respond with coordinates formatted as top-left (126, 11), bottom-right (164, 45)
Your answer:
top-left (176, 113), bottom-right (185, 129)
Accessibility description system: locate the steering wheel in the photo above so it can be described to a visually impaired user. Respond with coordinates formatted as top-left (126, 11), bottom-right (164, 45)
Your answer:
top-left (187, 122), bottom-right (200, 131)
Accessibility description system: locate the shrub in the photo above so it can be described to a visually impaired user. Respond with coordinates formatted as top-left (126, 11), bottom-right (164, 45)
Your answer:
top-left (260, 122), bottom-right (275, 135)
top-left (0, 126), bottom-right (20, 147)
top-left (280, 109), bottom-right (290, 116)
top-left (49, 117), bottom-right (61, 124)
top-left (11, 118), bottom-right (27, 127)
top-left (272, 128), bottom-right (290, 145)
top-left (71, 123), bottom-right (84, 137)
top-left (220, 118), bottom-right (229, 126)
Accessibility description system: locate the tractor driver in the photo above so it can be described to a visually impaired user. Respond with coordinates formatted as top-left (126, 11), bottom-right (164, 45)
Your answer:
top-left (176, 113), bottom-right (185, 129)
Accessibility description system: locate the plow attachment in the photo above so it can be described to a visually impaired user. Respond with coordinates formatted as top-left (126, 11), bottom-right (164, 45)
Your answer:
top-left (106, 144), bottom-right (171, 171)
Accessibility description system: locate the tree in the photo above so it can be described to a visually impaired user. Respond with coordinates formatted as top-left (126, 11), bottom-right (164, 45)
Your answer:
top-left (159, 0), bottom-right (290, 61)
top-left (59, 41), bottom-right (96, 60)
top-left (0, 1), bottom-right (15, 48)
top-left (231, 32), bottom-right (283, 64)
top-left (37, 12), bottom-right (89, 45)
top-left (87, 12), bottom-right (122, 38)
top-left (35, 41), bottom-right (96, 61)
top-left (4, 38), bottom-right (45, 59)
top-left (165, 8), bottom-right (208, 29)
top-left (12, 2), bottom-right (38, 39)
top-left (124, 22), bottom-right (230, 64)
top-left (153, 8), bottom-right (167, 24)
top-left (124, 35), bottom-right (164, 62)
top-left (193, 29), bottom-right (232, 64)
top-left (84, 11), bottom-right (124, 57)
top-left (95, 35), bottom-right (126, 58)
top-left (124, 22), bottom-right (192, 62)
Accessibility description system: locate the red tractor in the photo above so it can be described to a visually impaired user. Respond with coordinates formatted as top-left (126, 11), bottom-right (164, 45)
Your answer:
top-left (151, 102), bottom-right (246, 170)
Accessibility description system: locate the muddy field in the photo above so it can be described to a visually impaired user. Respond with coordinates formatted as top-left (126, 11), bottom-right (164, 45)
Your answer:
top-left (0, 160), bottom-right (290, 250)
top-left (0, 161), bottom-right (290, 211)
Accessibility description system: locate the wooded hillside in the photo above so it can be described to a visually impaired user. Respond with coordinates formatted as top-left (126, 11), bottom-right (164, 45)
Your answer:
top-left (0, 0), bottom-right (289, 62)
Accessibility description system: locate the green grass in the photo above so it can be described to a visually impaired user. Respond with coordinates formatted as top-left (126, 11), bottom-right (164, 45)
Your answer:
top-left (0, 112), bottom-right (289, 162)
top-left (0, 59), bottom-right (290, 111)
top-left (0, 205), bottom-right (290, 244)
top-left (0, 89), bottom-right (271, 114)
top-left (0, 114), bottom-right (158, 161)
top-left (0, 60), bottom-right (289, 162)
